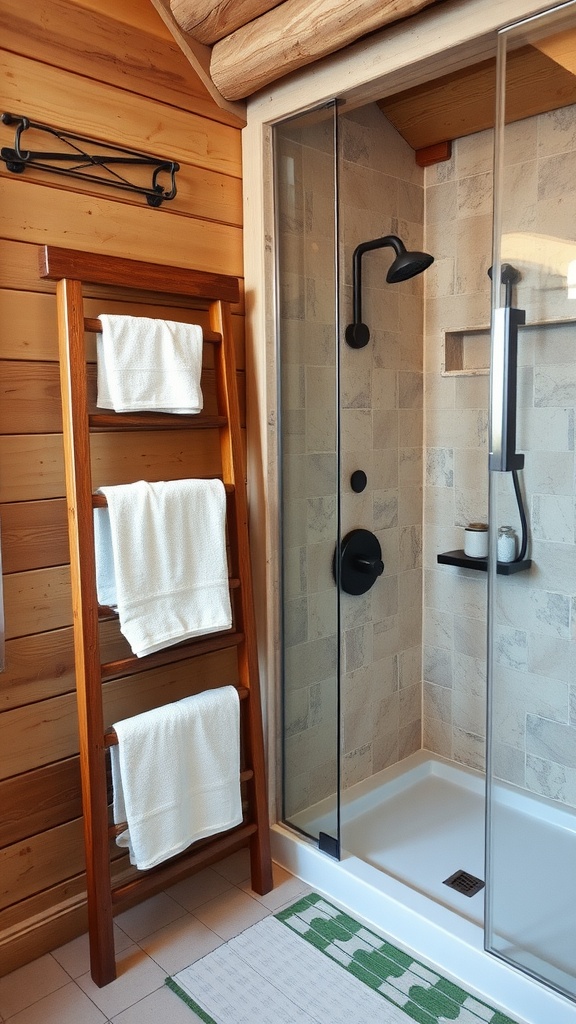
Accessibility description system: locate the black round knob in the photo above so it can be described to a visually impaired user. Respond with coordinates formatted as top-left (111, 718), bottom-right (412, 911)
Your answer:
top-left (350, 470), bottom-right (367, 493)
top-left (345, 322), bottom-right (370, 348)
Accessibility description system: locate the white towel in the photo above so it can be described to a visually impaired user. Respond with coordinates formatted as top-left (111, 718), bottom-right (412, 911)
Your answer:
top-left (94, 478), bottom-right (232, 657)
top-left (111, 687), bottom-right (242, 870)
top-left (96, 314), bottom-right (203, 413)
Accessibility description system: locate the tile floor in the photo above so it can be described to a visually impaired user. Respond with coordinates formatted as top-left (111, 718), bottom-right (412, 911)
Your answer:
top-left (0, 852), bottom-right (311, 1024)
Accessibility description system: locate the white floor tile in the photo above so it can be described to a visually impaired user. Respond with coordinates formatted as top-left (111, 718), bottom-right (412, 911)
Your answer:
top-left (76, 944), bottom-right (166, 1018)
top-left (241, 862), bottom-right (311, 911)
top-left (0, 864), bottom-right (310, 1023)
top-left (192, 887), bottom-right (270, 940)
top-left (211, 848), bottom-right (251, 885)
top-left (114, 891), bottom-right (187, 942)
top-left (110, 982), bottom-right (206, 1023)
top-left (139, 911), bottom-right (224, 974)
top-left (0, 954), bottom-right (70, 1018)
top-left (2, 981), bottom-right (107, 1024)
top-left (166, 865), bottom-right (233, 912)
top-left (52, 924), bottom-right (132, 979)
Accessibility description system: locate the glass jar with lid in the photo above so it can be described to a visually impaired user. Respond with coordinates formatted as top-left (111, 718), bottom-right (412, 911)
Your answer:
top-left (497, 525), bottom-right (517, 562)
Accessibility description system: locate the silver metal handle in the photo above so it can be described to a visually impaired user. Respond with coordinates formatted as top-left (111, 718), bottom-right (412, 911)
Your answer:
top-left (489, 305), bottom-right (525, 473)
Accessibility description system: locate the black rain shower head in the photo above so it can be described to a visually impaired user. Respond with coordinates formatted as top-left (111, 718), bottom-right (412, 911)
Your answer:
top-left (345, 234), bottom-right (434, 348)
top-left (387, 245), bottom-right (435, 284)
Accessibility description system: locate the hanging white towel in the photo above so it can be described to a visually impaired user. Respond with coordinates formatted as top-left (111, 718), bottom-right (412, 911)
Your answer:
top-left (94, 478), bottom-right (232, 657)
top-left (96, 314), bottom-right (203, 413)
top-left (111, 687), bottom-right (242, 870)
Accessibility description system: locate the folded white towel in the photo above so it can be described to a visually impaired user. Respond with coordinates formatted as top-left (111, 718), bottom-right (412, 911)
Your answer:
top-left (94, 478), bottom-right (232, 657)
top-left (111, 687), bottom-right (242, 870)
top-left (96, 314), bottom-right (203, 413)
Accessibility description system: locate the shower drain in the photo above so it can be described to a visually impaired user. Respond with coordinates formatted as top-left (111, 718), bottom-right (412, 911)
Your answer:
top-left (443, 869), bottom-right (485, 897)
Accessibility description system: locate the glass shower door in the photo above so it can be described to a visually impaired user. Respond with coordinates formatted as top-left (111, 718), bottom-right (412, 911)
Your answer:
top-left (486, 1), bottom-right (576, 999)
top-left (274, 103), bottom-right (341, 855)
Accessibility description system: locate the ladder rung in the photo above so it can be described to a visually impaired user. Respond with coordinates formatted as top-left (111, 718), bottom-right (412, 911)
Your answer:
top-left (84, 316), bottom-right (222, 344)
top-left (92, 482), bottom-right (234, 507)
top-left (100, 630), bottom-right (246, 681)
top-left (89, 412), bottom-right (227, 430)
top-left (110, 822), bottom-right (258, 906)
top-left (104, 685), bottom-right (249, 747)
top-left (107, 769), bottom-right (254, 838)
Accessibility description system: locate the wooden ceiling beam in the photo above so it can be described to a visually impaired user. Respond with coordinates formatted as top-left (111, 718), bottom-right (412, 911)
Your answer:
top-left (170, 0), bottom-right (283, 45)
top-left (209, 0), bottom-right (441, 101)
top-left (379, 44), bottom-right (576, 153)
top-left (533, 28), bottom-right (576, 75)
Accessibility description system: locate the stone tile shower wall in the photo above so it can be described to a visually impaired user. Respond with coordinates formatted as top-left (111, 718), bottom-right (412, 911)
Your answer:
top-left (423, 127), bottom-right (492, 773)
top-left (423, 106), bottom-right (576, 807)
top-left (338, 106), bottom-right (424, 788)
top-left (279, 105), bottom-right (425, 818)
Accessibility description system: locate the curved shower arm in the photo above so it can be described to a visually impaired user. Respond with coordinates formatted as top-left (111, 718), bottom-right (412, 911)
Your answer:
top-left (351, 235), bottom-right (404, 325)
top-left (345, 234), bottom-right (432, 349)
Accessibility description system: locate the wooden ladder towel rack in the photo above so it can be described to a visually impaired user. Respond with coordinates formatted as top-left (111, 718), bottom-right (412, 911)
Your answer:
top-left (39, 245), bottom-right (273, 987)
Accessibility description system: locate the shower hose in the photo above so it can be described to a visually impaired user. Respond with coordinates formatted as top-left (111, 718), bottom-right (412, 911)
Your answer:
top-left (511, 468), bottom-right (528, 561)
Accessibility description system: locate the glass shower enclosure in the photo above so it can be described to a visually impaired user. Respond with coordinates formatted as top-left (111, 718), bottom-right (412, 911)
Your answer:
top-left (274, 1), bottom-right (576, 1004)
top-left (274, 102), bottom-right (341, 856)
top-left (486, 0), bottom-right (576, 1001)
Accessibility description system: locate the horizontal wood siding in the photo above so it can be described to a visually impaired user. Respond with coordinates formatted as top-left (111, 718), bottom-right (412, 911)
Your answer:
top-left (0, 0), bottom-right (245, 976)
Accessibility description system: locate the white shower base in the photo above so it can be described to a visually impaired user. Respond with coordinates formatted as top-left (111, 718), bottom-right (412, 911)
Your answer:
top-left (271, 750), bottom-right (576, 1024)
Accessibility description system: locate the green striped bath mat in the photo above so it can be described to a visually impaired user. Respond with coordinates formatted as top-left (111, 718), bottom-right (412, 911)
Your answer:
top-left (166, 892), bottom-right (516, 1024)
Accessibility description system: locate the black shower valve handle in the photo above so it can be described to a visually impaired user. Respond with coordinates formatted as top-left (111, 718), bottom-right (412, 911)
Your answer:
top-left (355, 555), bottom-right (384, 576)
top-left (335, 528), bottom-right (385, 595)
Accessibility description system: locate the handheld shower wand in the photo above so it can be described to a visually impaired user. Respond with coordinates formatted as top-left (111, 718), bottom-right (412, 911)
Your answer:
top-left (488, 262), bottom-right (528, 562)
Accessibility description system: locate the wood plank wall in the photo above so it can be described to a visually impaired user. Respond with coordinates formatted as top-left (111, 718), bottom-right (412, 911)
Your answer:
top-left (0, 0), bottom-right (246, 975)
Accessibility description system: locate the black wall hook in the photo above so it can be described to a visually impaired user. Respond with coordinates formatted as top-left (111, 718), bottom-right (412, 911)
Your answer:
top-left (1, 113), bottom-right (179, 207)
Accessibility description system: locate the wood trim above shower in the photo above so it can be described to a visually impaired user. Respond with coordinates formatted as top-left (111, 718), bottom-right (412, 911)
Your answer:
top-left (379, 43), bottom-right (576, 156)
top-left (415, 141), bottom-right (452, 167)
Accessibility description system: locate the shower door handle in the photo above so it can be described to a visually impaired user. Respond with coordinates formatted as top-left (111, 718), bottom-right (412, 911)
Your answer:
top-left (489, 305), bottom-right (525, 473)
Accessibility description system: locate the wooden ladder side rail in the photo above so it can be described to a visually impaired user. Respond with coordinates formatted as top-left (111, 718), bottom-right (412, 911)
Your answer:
top-left (40, 245), bottom-right (273, 987)
top-left (56, 274), bottom-right (116, 987)
top-left (211, 297), bottom-right (273, 896)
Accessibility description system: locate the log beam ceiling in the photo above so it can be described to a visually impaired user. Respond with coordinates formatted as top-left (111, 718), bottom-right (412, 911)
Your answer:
top-left (167, 0), bottom-right (441, 101)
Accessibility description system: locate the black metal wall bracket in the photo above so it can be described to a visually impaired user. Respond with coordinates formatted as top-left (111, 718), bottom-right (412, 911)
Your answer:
top-left (1, 113), bottom-right (179, 207)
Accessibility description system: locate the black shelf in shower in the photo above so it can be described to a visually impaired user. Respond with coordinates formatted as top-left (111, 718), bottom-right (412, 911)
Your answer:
top-left (437, 549), bottom-right (532, 574)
